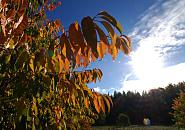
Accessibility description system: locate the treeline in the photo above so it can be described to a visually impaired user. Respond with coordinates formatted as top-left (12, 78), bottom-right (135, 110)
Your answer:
top-left (95, 82), bottom-right (185, 126)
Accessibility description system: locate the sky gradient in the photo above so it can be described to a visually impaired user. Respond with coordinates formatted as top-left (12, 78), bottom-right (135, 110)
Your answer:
top-left (51, 0), bottom-right (185, 94)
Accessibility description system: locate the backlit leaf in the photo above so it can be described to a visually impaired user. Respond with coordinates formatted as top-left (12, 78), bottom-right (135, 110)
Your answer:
top-left (98, 11), bottom-right (123, 34)
top-left (69, 22), bottom-right (85, 52)
top-left (100, 21), bottom-right (114, 38)
top-left (95, 23), bottom-right (109, 46)
top-left (1, 12), bottom-right (6, 36)
top-left (14, 14), bottom-right (24, 29)
top-left (93, 94), bottom-right (100, 113)
top-left (108, 44), bottom-right (118, 60)
top-left (5, 54), bottom-right (11, 64)
top-left (81, 16), bottom-right (98, 58)
top-left (84, 97), bottom-right (90, 109)
top-left (29, 57), bottom-right (34, 72)
top-left (103, 95), bottom-right (111, 112)
top-left (15, 50), bottom-right (29, 70)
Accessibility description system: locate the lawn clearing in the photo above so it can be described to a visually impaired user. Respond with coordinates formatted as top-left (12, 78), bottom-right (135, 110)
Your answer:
top-left (92, 126), bottom-right (185, 130)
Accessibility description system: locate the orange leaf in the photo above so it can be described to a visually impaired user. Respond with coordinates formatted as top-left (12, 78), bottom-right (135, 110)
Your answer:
top-left (13, 16), bottom-right (28, 35)
top-left (54, 19), bottom-right (61, 30)
top-left (81, 16), bottom-right (98, 58)
top-left (97, 41), bottom-right (107, 59)
top-left (58, 54), bottom-right (64, 73)
top-left (100, 21), bottom-right (114, 38)
top-left (75, 52), bottom-right (81, 67)
top-left (98, 95), bottom-right (105, 113)
top-left (1, 0), bottom-right (6, 8)
top-left (108, 44), bottom-right (118, 60)
top-left (84, 97), bottom-right (89, 109)
top-left (64, 58), bottom-right (70, 71)
top-left (103, 95), bottom-right (111, 112)
top-left (106, 95), bottom-right (113, 106)
top-left (93, 94), bottom-right (100, 113)
top-left (60, 33), bottom-right (74, 61)
top-left (7, 9), bottom-right (16, 23)
top-left (95, 23), bottom-right (109, 46)
top-left (1, 12), bottom-right (6, 36)
top-left (69, 22), bottom-right (86, 53)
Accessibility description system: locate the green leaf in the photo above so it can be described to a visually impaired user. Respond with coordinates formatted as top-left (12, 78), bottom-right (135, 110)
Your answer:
top-left (81, 16), bottom-right (98, 58)
top-left (48, 50), bottom-right (54, 58)
top-left (5, 54), bottom-right (11, 64)
top-left (22, 109), bottom-right (28, 116)
top-left (15, 50), bottom-right (29, 70)
top-left (98, 11), bottom-right (123, 34)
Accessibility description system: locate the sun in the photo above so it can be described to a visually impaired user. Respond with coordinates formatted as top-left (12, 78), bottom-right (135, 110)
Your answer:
top-left (130, 38), bottom-right (164, 80)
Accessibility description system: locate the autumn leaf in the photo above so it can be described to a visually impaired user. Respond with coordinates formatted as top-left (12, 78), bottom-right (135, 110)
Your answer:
top-left (29, 57), bottom-right (34, 72)
top-left (69, 22), bottom-right (86, 53)
top-left (97, 41), bottom-right (107, 59)
top-left (93, 94), bottom-right (100, 113)
top-left (98, 11), bottom-right (123, 34)
top-left (13, 15), bottom-right (28, 35)
top-left (84, 97), bottom-right (90, 109)
top-left (100, 21), bottom-right (114, 39)
top-left (60, 33), bottom-right (74, 61)
top-left (98, 95), bottom-right (105, 113)
top-left (14, 14), bottom-right (24, 29)
top-left (15, 50), bottom-right (29, 70)
top-left (95, 23), bottom-right (109, 46)
top-left (81, 16), bottom-right (98, 58)
top-left (103, 95), bottom-right (111, 112)
top-left (1, 12), bottom-right (6, 36)
top-left (54, 19), bottom-right (61, 30)
top-left (108, 43), bottom-right (118, 60)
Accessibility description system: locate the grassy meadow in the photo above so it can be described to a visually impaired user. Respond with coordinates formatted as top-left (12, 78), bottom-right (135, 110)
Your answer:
top-left (92, 126), bottom-right (185, 130)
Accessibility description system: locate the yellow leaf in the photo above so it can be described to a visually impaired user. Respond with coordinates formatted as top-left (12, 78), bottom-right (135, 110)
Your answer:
top-left (6, 38), bottom-right (14, 49)
top-left (29, 58), bottom-right (34, 72)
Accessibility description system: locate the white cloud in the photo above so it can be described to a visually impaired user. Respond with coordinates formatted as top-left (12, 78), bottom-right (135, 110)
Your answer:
top-left (120, 63), bottom-right (185, 93)
top-left (93, 87), bottom-right (116, 95)
top-left (120, 0), bottom-right (185, 93)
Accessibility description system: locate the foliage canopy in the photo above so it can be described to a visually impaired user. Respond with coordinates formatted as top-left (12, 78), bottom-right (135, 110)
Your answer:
top-left (172, 92), bottom-right (185, 127)
top-left (0, 0), bottom-right (131, 129)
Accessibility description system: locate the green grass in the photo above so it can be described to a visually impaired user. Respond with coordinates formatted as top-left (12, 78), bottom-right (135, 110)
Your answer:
top-left (92, 126), bottom-right (185, 130)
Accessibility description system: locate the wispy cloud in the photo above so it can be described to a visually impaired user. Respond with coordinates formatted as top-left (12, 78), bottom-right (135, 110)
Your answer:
top-left (120, 0), bottom-right (185, 93)
top-left (93, 86), bottom-right (116, 95)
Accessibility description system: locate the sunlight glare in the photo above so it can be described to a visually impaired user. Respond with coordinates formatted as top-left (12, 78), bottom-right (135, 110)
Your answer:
top-left (130, 37), bottom-right (164, 80)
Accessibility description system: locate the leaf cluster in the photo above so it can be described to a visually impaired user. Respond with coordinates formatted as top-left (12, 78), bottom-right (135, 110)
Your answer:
top-left (0, 0), bottom-right (131, 129)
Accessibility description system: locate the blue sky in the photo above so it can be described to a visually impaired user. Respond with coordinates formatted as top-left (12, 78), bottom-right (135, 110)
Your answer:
top-left (51, 0), bottom-right (185, 93)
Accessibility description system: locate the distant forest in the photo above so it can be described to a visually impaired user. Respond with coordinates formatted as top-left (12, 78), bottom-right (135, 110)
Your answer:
top-left (95, 82), bottom-right (185, 126)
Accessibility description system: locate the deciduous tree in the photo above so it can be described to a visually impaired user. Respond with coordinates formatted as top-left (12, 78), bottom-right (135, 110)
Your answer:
top-left (0, 0), bottom-right (131, 129)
